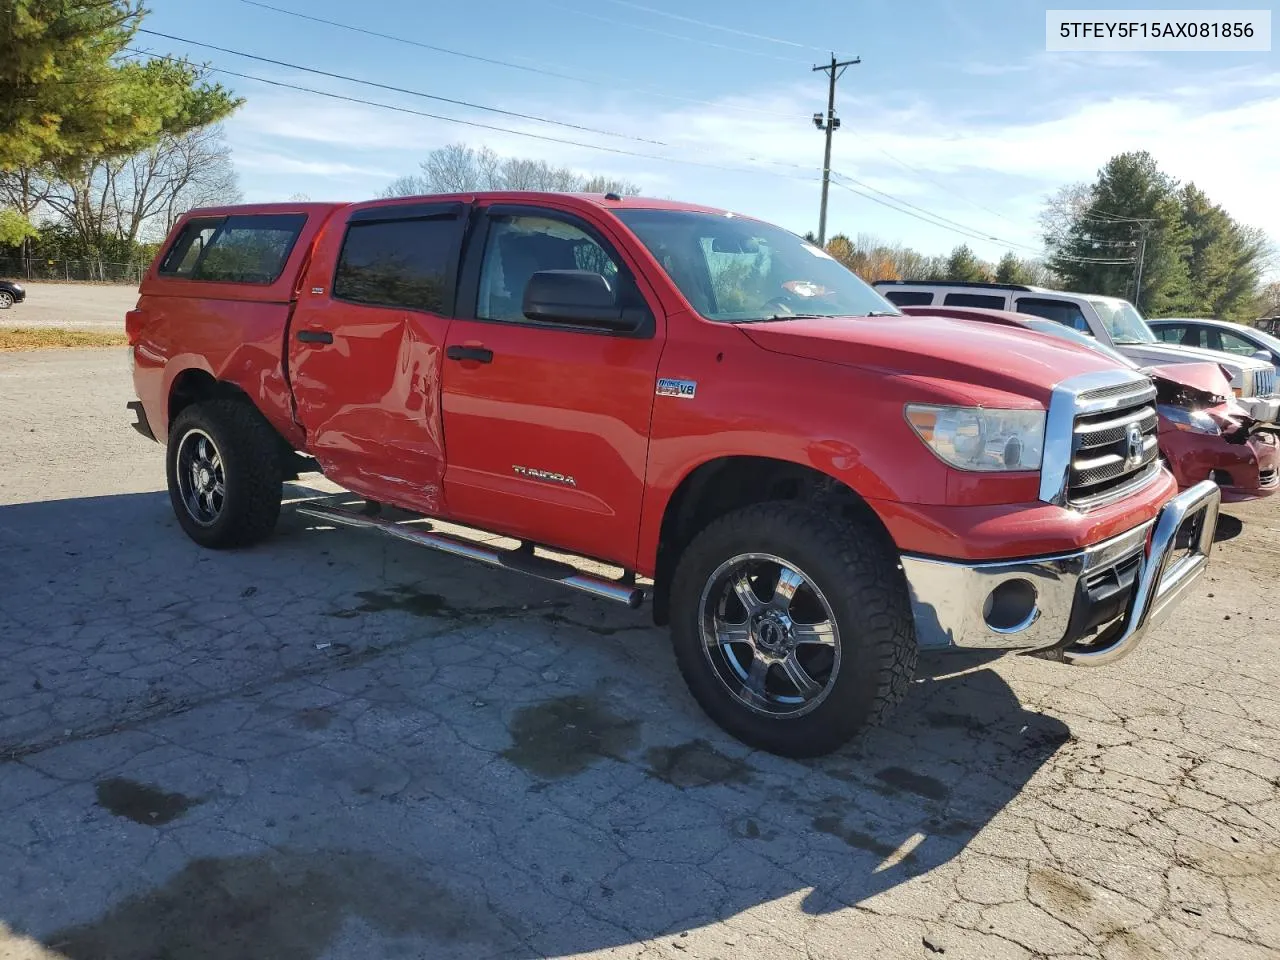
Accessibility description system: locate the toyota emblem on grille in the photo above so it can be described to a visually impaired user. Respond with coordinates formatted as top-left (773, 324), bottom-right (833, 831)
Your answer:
top-left (1125, 423), bottom-right (1143, 465)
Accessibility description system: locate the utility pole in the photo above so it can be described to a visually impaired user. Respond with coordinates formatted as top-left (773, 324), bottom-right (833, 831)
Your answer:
top-left (1132, 222), bottom-right (1149, 310)
top-left (813, 53), bottom-right (860, 247)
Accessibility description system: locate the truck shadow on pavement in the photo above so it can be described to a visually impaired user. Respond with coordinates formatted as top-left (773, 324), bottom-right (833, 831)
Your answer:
top-left (0, 490), bottom-right (1070, 959)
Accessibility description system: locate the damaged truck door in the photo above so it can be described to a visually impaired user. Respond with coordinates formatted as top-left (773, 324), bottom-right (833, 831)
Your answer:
top-left (287, 200), bottom-right (470, 516)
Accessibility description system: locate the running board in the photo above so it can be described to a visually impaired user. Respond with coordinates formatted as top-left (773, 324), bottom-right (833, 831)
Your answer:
top-left (295, 501), bottom-right (646, 609)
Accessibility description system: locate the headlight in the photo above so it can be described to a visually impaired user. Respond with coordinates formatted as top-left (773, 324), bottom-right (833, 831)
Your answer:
top-left (1158, 404), bottom-right (1221, 436)
top-left (905, 404), bottom-right (1045, 471)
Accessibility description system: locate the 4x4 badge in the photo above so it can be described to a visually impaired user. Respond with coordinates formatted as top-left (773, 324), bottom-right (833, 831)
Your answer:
top-left (656, 378), bottom-right (696, 399)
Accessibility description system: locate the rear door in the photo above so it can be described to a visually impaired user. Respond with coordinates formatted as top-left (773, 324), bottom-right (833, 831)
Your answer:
top-left (288, 200), bottom-right (469, 515)
top-left (438, 201), bottom-right (664, 566)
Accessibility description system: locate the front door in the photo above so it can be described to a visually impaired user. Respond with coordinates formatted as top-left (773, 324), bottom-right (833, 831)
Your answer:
top-left (288, 200), bottom-right (468, 514)
top-left (440, 203), bottom-right (664, 567)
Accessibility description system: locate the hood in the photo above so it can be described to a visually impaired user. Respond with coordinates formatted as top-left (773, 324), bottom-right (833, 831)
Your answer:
top-left (738, 314), bottom-right (1129, 405)
top-left (1144, 362), bottom-right (1233, 403)
top-left (1117, 341), bottom-right (1267, 373)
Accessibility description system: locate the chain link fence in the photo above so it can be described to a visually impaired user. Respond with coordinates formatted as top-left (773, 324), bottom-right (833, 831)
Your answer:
top-left (0, 257), bottom-right (148, 284)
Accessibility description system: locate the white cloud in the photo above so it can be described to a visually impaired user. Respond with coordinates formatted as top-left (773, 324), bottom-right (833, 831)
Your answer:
top-left (233, 151), bottom-right (397, 179)
top-left (220, 66), bottom-right (1279, 272)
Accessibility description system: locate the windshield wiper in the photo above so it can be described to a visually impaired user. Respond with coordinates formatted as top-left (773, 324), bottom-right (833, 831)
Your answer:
top-left (733, 313), bottom-right (827, 324)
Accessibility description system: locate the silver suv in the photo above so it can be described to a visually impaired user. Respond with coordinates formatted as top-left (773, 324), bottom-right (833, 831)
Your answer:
top-left (874, 281), bottom-right (1278, 418)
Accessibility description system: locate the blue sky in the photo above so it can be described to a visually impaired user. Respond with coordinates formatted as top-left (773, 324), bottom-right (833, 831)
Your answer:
top-left (138, 0), bottom-right (1278, 267)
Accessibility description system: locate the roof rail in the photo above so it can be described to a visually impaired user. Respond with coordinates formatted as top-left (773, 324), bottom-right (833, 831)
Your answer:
top-left (872, 279), bottom-right (1036, 292)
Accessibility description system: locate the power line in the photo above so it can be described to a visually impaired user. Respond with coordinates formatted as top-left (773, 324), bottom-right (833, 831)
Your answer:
top-left (543, 2), bottom-right (810, 64)
top-left (871, 146), bottom-right (1026, 228)
top-left (124, 47), bottom-right (826, 185)
top-left (234, 0), bottom-right (805, 119)
top-left (828, 173), bottom-right (1135, 265)
top-left (600, 0), bottom-right (827, 52)
top-left (136, 28), bottom-right (667, 146)
top-left (831, 170), bottom-right (1042, 252)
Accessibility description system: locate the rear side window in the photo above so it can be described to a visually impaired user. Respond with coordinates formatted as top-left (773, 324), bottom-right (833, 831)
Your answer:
top-left (944, 293), bottom-right (1006, 308)
top-left (333, 217), bottom-right (458, 313)
top-left (883, 290), bottom-right (935, 306)
top-left (159, 214), bottom-right (306, 284)
top-left (1153, 324), bottom-right (1186, 344)
top-left (1015, 297), bottom-right (1091, 333)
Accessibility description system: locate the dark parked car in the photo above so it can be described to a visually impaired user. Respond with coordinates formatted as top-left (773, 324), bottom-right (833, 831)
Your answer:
top-left (0, 279), bottom-right (26, 309)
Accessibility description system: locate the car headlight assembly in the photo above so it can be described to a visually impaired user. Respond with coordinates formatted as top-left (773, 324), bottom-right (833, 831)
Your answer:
top-left (905, 404), bottom-right (1045, 472)
top-left (1158, 404), bottom-right (1221, 436)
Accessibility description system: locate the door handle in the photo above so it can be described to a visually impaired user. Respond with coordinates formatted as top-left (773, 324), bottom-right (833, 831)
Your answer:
top-left (447, 344), bottom-right (493, 363)
top-left (296, 330), bottom-right (333, 344)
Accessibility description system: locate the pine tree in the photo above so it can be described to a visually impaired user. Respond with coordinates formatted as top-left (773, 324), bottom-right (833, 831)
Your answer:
top-left (0, 1), bottom-right (241, 171)
top-left (1046, 151), bottom-right (1191, 316)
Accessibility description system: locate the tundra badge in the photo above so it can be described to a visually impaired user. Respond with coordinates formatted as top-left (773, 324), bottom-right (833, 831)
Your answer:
top-left (656, 378), bottom-right (697, 399)
top-left (513, 466), bottom-right (576, 487)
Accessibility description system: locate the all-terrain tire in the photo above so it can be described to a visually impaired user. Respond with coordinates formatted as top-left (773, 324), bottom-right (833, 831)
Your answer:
top-left (669, 501), bottom-right (917, 758)
top-left (166, 399), bottom-right (284, 549)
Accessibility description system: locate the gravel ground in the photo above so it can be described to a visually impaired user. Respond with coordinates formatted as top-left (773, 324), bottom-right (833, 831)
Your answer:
top-left (1, 347), bottom-right (1278, 960)
top-left (0, 282), bottom-right (138, 331)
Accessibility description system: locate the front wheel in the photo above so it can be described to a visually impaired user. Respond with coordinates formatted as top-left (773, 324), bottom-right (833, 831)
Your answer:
top-left (166, 399), bottom-right (284, 549)
top-left (0, 290), bottom-right (14, 309)
top-left (669, 502), bottom-right (917, 758)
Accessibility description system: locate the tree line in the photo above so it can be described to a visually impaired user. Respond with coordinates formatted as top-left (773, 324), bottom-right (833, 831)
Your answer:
top-left (1043, 151), bottom-right (1275, 323)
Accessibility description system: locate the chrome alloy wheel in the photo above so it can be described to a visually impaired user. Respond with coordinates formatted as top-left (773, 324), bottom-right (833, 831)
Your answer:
top-left (698, 553), bottom-right (841, 718)
top-left (175, 428), bottom-right (226, 526)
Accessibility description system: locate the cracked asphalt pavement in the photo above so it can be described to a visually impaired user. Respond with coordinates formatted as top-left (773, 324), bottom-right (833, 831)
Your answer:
top-left (2, 347), bottom-right (1279, 960)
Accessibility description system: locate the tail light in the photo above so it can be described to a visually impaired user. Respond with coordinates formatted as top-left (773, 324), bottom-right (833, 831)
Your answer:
top-left (125, 308), bottom-right (145, 344)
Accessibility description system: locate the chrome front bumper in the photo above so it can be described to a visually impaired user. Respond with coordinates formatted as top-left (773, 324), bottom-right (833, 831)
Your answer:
top-left (900, 480), bottom-right (1221, 665)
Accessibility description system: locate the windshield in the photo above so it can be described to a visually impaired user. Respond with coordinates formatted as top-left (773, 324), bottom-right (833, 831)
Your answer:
top-left (1088, 296), bottom-right (1156, 344)
top-left (614, 208), bottom-right (899, 322)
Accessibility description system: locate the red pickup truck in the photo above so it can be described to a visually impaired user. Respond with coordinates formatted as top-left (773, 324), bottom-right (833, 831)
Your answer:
top-left (124, 192), bottom-right (1221, 757)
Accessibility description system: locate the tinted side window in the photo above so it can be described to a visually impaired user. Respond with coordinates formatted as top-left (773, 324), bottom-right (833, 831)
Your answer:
top-left (159, 217), bottom-right (224, 276)
top-left (944, 293), bottom-right (1006, 308)
top-left (1214, 329), bottom-right (1262, 357)
top-left (884, 291), bottom-right (935, 306)
top-left (1154, 324), bottom-right (1185, 344)
top-left (193, 215), bottom-right (307, 283)
top-left (334, 217), bottom-right (459, 312)
top-left (1015, 297), bottom-right (1091, 333)
top-left (1173, 325), bottom-right (1208, 348)
top-left (477, 214), bottom-right (622, 323)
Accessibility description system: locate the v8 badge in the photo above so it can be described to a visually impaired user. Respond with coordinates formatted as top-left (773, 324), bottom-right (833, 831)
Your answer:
top-left (656, 378), bottom-right (697, 399)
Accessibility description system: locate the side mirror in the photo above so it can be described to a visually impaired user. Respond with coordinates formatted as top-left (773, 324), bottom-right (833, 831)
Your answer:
top-left (1251, 348), bottom-right (1272, 363)
top-left (522, 270), bottom-right (637, 332)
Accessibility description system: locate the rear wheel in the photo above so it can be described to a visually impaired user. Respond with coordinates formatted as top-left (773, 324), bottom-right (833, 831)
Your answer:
top-left (669, 502), bottom-right (917, 758)
top-left (166, 399), bottom-right (284, 548)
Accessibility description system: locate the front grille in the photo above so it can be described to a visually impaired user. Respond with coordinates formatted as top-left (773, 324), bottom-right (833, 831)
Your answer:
top-left (1260, 467), bottom-right (1279, 488)
top-left (1068, 379), bottom-right (1160, 508)
top-left (1254, 366), bottom-right (1277, 397)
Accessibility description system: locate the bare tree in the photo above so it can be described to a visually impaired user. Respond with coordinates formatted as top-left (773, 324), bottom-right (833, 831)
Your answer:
top-left (382, 142), bottom-right (640, 197)
top-left (38, 124), bottom-right (241, 257)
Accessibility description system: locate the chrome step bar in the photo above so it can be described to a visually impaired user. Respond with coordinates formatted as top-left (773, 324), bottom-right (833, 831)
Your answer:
top-left (295, 501), bottom-right (646, 609)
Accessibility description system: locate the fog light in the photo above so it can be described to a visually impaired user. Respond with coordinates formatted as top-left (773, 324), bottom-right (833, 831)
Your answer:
top-left (983, 578), bottom-right (1038, 633)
